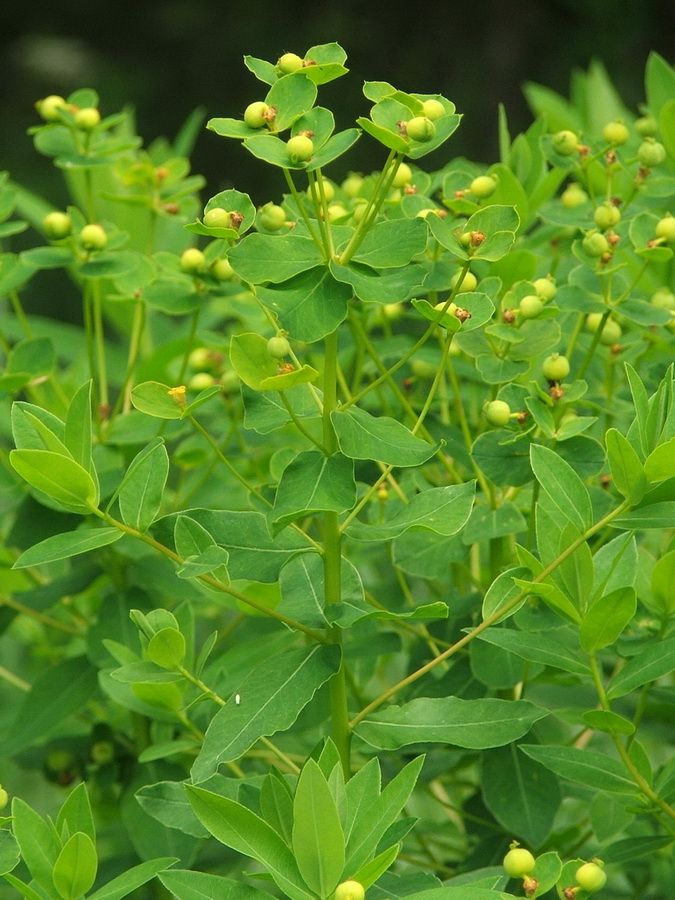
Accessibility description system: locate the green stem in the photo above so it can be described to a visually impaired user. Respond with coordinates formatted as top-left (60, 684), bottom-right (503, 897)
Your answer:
top-left (322, 328), bottom-right (352, 777)
top-left (337, 150), bottom-right (401, 264)
top-left (350, 497), bottom-right (632, 727)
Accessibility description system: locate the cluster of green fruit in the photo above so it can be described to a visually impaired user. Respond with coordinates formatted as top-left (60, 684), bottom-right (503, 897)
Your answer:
top-left (503, 845), bottom-right (607, 896)
top-left (36, 94), bottom-right (102, 130)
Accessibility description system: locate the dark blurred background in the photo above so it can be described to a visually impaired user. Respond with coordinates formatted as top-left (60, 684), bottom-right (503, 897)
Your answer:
top-left (1, 0), bottom-right (674, 210)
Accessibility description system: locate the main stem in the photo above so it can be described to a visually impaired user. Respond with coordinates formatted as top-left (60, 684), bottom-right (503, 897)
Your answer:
top-left (322, 328), bottom-right (352, 778)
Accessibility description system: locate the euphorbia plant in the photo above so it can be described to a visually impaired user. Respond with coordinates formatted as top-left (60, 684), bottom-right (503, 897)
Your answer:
top-left (0, 42), bottom-right (674, 900)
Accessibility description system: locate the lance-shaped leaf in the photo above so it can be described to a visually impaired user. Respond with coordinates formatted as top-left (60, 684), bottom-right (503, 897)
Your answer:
top-left (644, 436), bottom-right (675, 483)
top-left (119, 440), bottom-right (169, 532)
top-left (228, 233), bottom-right (322, 284)
top-left (530, 443), bottom-right (593, 532)
top-left (606, 428), bottom-right (649, 504)
top-left (12, 527), bottom-right (123, 569)
top-left (256, 267), bottom-right (353, 342)
top-left (519, 745), bottom-right (638, 795)
top-left (159, 869), bottom-right (272, 900)
top-left (346, 481), bottom-right (475, 542)
top-left (482, 744), bottom-right (561, 846)
top-left (10, 449), bottom-right (98, 512)
top-left (331, 406), bottom-right (441, 467)
top-left (278, 553), bottom-right (364, 628)
top-left (292, 759), bottom-right (345, 897)
top-left (173, 515), bottom-right (229, 584)
top-left (271, 451), bottom-right (356, 534)
top-left (87, 858), bottom-right (179, 900)
top-left (607, 635), bottom-right (675, 699)
top-left (53, 832), bottom-right (98, 900)
top-left (10, 798), bottom-right (60, 896)
top-left (580, 587), bottom-right (636, 652)
top-left (156, 508), bottom-right (307, 582)
top-left (192, 644), bottom-right (341, 781)
top-left (355, 697), bottom-right (547, 750)
top-left (64, 380), bottom-right (95, 480)
top-left (186, 787), bottom-right (313, 900)
top-left (0, 830), bottom-right (20, 876)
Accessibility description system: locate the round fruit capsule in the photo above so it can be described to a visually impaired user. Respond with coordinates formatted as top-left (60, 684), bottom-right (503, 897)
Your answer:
top-left (0, 786), bottom-right (8, 810)
top-left (533, 276), bottom-right (557, 302)
top-left (342, 172), bottom-right (364, 197)
top-left (188, 348), bottom-right (213, 371)
top-left (203, 207), bottom-right (233, 229)
top-left (586, 313), bottom-right (621, 345)
top-left (334, 880), bottom-right (365, 900)
top-left (635, 115), bottom-right (657, 137)
top-left (519, 295), bottom-right (544, 319)
top-left (561, 182), bottom-right (588, 208)
top-left (602, 120), bottom-right (629, 144)
top-left (502, 847), bottom-right (536, 878)
top-left (180, 248), bottom-right (206, 274)
top-left (470, 174), bottom-right (498, 199)
top-left (450, 270), bottom-right (478, 293)
top-left (594, 202), bottom-right (621, 230)
top-left (37, 94), bottom-right (67, 121)
top-left (575, 862), bottom-right (607, 893)
top-left (309, 177), bottom-right (335, 203)
top-left (637, 138), bottom-right (666, 167)
top-left (582, 231), bottom-right (610, 257)
top-left (276, 52), bottom-right (304, 75)
top-left (286, 134), bottom-right (314, 163)
top-left (542, 353), bottom-right (570, 381)
top-left (392, 162), bottom-right (413, 188)
top-left (74, 107), bottom-right (101, 130)
top-left (655, 214), bottom-right (675, 243)
top-left (211, 258), bottom-right (235, 281)
top-left (259, 203), bottom-right (287, 231)
top-left (485, 400), bottom-right (512, 427)
top-left (267, 335), bottom-right (291, 358)
top-left (79, 223), bottom-right (108, 250)
top-left (244, 101), bottom-right (271, 128)
top-left (406, 116), bottom-right (436, 142)
top-left (421, 98), bottom-right (446, 120)
top-left (552, 130), bottom-right (579, 155)
top-left (43, 211), bottom-right (72, 239)
top-left (651, 287), bottom-right (675, 310)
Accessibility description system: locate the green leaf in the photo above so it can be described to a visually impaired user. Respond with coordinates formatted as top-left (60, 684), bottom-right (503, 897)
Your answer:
top-left (331, 260), bottom-right (426, 304)
top-left (186, 787), bottom-right (313, 900)
top-left (519, 745), bottom-right (638, 795)
top-left (158, 869), bottom-right (272, 900)
top-left (579, 587), bottom-right (636, 652)
top-left (651, 549), bottom-right (675, 615)
top-left (475, 628), bottom-right (590, 675)
top-left (471, 430), bottom-right (533, 486)
top-left (228, 234), bottom-right (322, 284)
top-left (135, 782), bottom-right (209, 839)
top-left (346, 482), bottom-right (475, 542)
top-left (530, 443), bottom-right (592, 532)
top-left (355, 697), bottom-right (547, 750)
top-left (55, 782), bottom-right (95, 845)
top-left (10, 798), bottom-right (60, 897)
top-left (611, 501), bottom-right (675, 530)
top-left (5, 337), bottom-right (55, 378)
top-left (192, 644), bottom-right (341, 781)
top-left (12, 527), bottom-right (123, 568)
top-left (147, 628), bottom-right (186, 670)
top-left (481, 744), bottom-right (561, 846)
top-left (482, 566), bottom-right (530, 623)
top-left (607, 635), bottom-right (675, 700)
top-left (345, 756), bottom-right (423, 874)
top-left (606, 428), bottom-right (649, 504)
top-left (64, 380), bottom-right (95, 480)
top-left (271, 451), bottom-right (356, 533)
top-left (119, 440), bottom-right (169, 532)
top-left (331, 406), bottom-right (441, 467)
top-left (350, 217), bottom-right (427, 268)
top-left (582, 709), bottom-right (635, 735)
top-left (52, 832), bottom-right (97, 900)
top-left (260, 771), bottom-right (294, 845)
top-left (256, 267), bottom-right (353, 342)
top-left (10, 449), bottom-right (98, 511)
top-left (230, 332), bottom-right (279, 389)
top-left (644, 436), bottom-right (675, 483)
top-left (292, 759), bottom-right (345, 897)
top-left (87, 858), bottom-right (179, 900)
top-left (173, 515), bottom-right (230, 584)
top-left (0, 830), bottom-right (20, 876)
top-left (131, 381), bottom-right (184, 419)
top-left (0, 656), bottom-right (98, 756)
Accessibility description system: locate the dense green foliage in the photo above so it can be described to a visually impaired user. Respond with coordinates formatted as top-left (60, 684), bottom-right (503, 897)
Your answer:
top-left (0, 42), bottom-right (674, 900)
